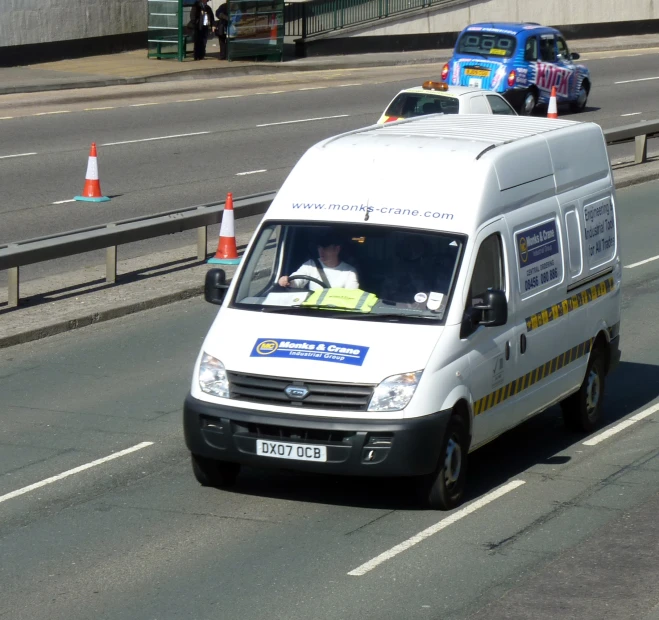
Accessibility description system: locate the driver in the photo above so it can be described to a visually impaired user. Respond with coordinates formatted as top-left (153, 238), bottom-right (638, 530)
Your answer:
top-left (278, 232), bottom-right (359, 292)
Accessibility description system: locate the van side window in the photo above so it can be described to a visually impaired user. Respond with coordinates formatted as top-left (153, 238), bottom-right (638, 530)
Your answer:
top-left (564, 210), bottom-right (583, 277)
top-left (524, 36), bottom-right (538, 61)
top-left (468, 233), bottom-right (505, 307)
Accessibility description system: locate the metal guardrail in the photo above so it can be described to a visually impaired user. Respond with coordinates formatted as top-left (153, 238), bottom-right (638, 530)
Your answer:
top-left (1, 120), bottom-right (657, 308)
top-left (603, 119), bottom-right (659, 165)
top-left (0, 191), bottom-right (277, 308)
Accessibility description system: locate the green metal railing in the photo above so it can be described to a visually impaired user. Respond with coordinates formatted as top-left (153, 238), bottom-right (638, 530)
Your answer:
top-left (284, 0), bottom-right (457, 38)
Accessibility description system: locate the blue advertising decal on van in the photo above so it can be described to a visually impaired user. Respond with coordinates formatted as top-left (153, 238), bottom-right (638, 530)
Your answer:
top-left (516, 220), bottom-right (562, 295)
top-left (251, 338), bottom-right (369, 366)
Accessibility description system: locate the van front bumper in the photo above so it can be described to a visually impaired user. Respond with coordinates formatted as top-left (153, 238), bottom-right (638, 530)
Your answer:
top-left (183, 394), bottom-right (451, 477)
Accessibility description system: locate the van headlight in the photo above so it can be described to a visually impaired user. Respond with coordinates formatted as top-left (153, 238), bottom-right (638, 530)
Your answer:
top-left (368, 371), bottom-right (422, 412)
top-left (199, 353), bottom-right (230, 398)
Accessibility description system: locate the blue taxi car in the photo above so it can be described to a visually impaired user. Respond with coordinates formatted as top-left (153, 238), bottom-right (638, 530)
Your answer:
top-left (441, 23), bottom-right (590, 115)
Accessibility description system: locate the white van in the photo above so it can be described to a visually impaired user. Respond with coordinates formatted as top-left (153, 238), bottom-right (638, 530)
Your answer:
top-left (184, 115), bottom-right (621, 510)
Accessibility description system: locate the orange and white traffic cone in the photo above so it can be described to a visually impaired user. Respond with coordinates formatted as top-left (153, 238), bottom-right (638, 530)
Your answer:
top-left (75, 142), bottom-right (110, 202)
top-left (269, 14), bottom-right (278, 45)
top-left (208, 192), bottom-right (241, 265)
top-left (547, 86), bottom-right (558, 119)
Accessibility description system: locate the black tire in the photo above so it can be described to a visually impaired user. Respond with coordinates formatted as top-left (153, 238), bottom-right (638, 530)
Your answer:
top-left (570, 81), bottom-right (589, 113)
top-left (415, 415), bottom-right (469, 510)
top-left (561, 345), bottom-right (606, 433)
top-left (191, 454), bottom-right (240, 488)
top-left (519, 89), bottom-right (537, 116)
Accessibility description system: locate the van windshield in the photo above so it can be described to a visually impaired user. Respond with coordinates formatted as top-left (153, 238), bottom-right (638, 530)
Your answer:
top-left (457, 31), bottom-right (517, 58)
top-left (231, 222), bottom-right (465, 322)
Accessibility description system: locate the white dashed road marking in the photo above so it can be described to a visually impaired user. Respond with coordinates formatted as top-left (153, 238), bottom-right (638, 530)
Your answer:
top-left (257, 114), bottom-right (349, 127)
top-left (52, 199), bottom-right (77, 204)
top-left (236, 169), bottom-right (267, 175)
top-left (625, 254), bottom-right (659, 269)
top-left (347, 480), bottom-right (526, 576)
top-left (0, 442), bottom-right (154, 505)
top-left (102, 131), bottom-right (209, 146)
top-left (621, 112), bottom-right (642, 117)
top-left (615, 76), bottom-right (659, 84)
top-left (0, 152), bottom-right (37, 160)
top-left (583, 403), bottom-right (659, 446)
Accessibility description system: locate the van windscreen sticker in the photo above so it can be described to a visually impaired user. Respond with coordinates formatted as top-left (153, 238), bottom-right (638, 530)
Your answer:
top-left (516, 219), bottom-right (563, 297)
top-left (251, 338), bottom-right (369, 366)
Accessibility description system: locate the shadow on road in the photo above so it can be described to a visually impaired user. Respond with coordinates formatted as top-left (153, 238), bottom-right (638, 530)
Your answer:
top-left (222, 360), bottom-right (659, 511)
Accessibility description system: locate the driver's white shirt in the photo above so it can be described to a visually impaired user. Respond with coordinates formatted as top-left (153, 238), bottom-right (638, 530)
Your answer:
top-left (290, 260), bottom-right (359, 291)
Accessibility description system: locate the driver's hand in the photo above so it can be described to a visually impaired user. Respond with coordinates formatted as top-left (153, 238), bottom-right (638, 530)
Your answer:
top-left (278, 276), bottom-right (290, 287)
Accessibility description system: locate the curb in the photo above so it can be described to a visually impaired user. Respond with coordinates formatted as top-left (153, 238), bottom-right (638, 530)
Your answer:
top-left (0, 56), bottom-right (447, 96)
top-left (0, 285), bottom-right (203, 350)
top-left (2, 36), bottom-right (657, 96)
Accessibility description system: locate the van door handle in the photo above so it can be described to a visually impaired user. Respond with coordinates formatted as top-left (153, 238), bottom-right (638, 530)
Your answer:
top-left (520, 334), bottom-right (527, 355)
top-left (505, 341), bottom-right (511, 360)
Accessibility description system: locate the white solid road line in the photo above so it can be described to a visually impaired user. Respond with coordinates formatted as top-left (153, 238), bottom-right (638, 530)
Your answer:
top-left (625, 254), bottom-right (659, 269)
top-left (584, 403), bottom-right (659, 446)
top-left (615, 76), bottom-right (659, 84)
top-left (102, 131), bottom-right (209, 146)
top-left (257, 114), bottom-right (349, 127)
top-left (236, 169), bottom-right (267, 175)
top-left (0, 441), bottom-right (154, 505)
top-left (0, 152), bottom-right (37, 160)
top-left (347, 479), bottom-right (526, 577)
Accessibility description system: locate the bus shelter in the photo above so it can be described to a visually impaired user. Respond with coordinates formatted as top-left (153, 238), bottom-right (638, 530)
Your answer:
top-left (227, 0), bottom-right (284, 62)
top-left (147, 0), bottom-right (196, 61)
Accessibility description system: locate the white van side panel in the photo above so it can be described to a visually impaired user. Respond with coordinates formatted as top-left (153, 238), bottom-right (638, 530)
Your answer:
top-left (545, 125), bottom-right (611, 194)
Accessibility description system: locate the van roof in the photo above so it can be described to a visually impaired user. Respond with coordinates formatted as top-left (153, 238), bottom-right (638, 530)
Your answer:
top-left (329, 114), bottom-right (578, 153)
top-left (269, 115), bottom-right (611, 235)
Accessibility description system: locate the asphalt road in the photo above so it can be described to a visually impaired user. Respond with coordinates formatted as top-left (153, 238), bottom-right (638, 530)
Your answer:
top-left (1, 45), bottom-right (658, 253)
top-left (1, 180), bottom-right (658, 620)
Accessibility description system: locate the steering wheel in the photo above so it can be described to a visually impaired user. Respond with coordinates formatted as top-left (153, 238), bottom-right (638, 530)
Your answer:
top-left (288, 275), bottom-right (328, 288)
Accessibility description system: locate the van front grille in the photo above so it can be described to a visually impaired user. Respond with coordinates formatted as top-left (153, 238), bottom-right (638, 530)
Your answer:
top-left (226, 371), bottom-right (374, 411)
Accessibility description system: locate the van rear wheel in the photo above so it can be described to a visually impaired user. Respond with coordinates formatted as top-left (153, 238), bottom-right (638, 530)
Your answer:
top-left (561, 346), bottom-right (606, 433)
top-left (191, 454), bottom-right (240, 488)
top-left (415, 415), bottom-right (468, 510)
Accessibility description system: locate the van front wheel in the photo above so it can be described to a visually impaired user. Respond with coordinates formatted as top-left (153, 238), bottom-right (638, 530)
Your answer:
top-left (561, 346), bottom-right (606, 433)
top-left (191, 454), bottom-right (240, 488)
top-left (416, 415), bottom-right (468, 510)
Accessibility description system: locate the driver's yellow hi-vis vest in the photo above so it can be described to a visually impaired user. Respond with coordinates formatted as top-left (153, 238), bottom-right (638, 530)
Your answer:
top-left (302, 288), bottom-right (378, 313)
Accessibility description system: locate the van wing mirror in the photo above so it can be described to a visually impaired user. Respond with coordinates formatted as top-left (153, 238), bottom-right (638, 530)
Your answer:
top-left (570, 52), bottom-right (580, 60)
top-left (205, 268), bottom-right (229, 305)
top-left (472, 289), bottom-right (507, 327)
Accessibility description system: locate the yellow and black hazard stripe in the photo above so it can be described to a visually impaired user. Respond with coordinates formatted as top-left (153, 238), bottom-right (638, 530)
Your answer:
top-left (525, 276), bottom-right (615, 333)
top-left (473, 321), bottom-right (618, 417)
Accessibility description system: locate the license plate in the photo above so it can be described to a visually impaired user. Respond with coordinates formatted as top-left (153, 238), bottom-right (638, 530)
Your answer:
top-left (256, 439), bottom-right (327, 462)
top-left (465, 68), bottom-right (490, 77)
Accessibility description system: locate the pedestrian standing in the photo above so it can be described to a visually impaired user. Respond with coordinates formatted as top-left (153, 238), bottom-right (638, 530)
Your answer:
top-left (190, 0), bottom-right (214, 60)
top-left (215, 2), bottom-right (229, 60)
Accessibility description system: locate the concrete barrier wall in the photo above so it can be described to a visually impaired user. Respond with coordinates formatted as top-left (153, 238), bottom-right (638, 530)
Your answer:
top-left (0, 0), bottom-right (147, 47)
top-left (354, 0), bottom-right (659, 36)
